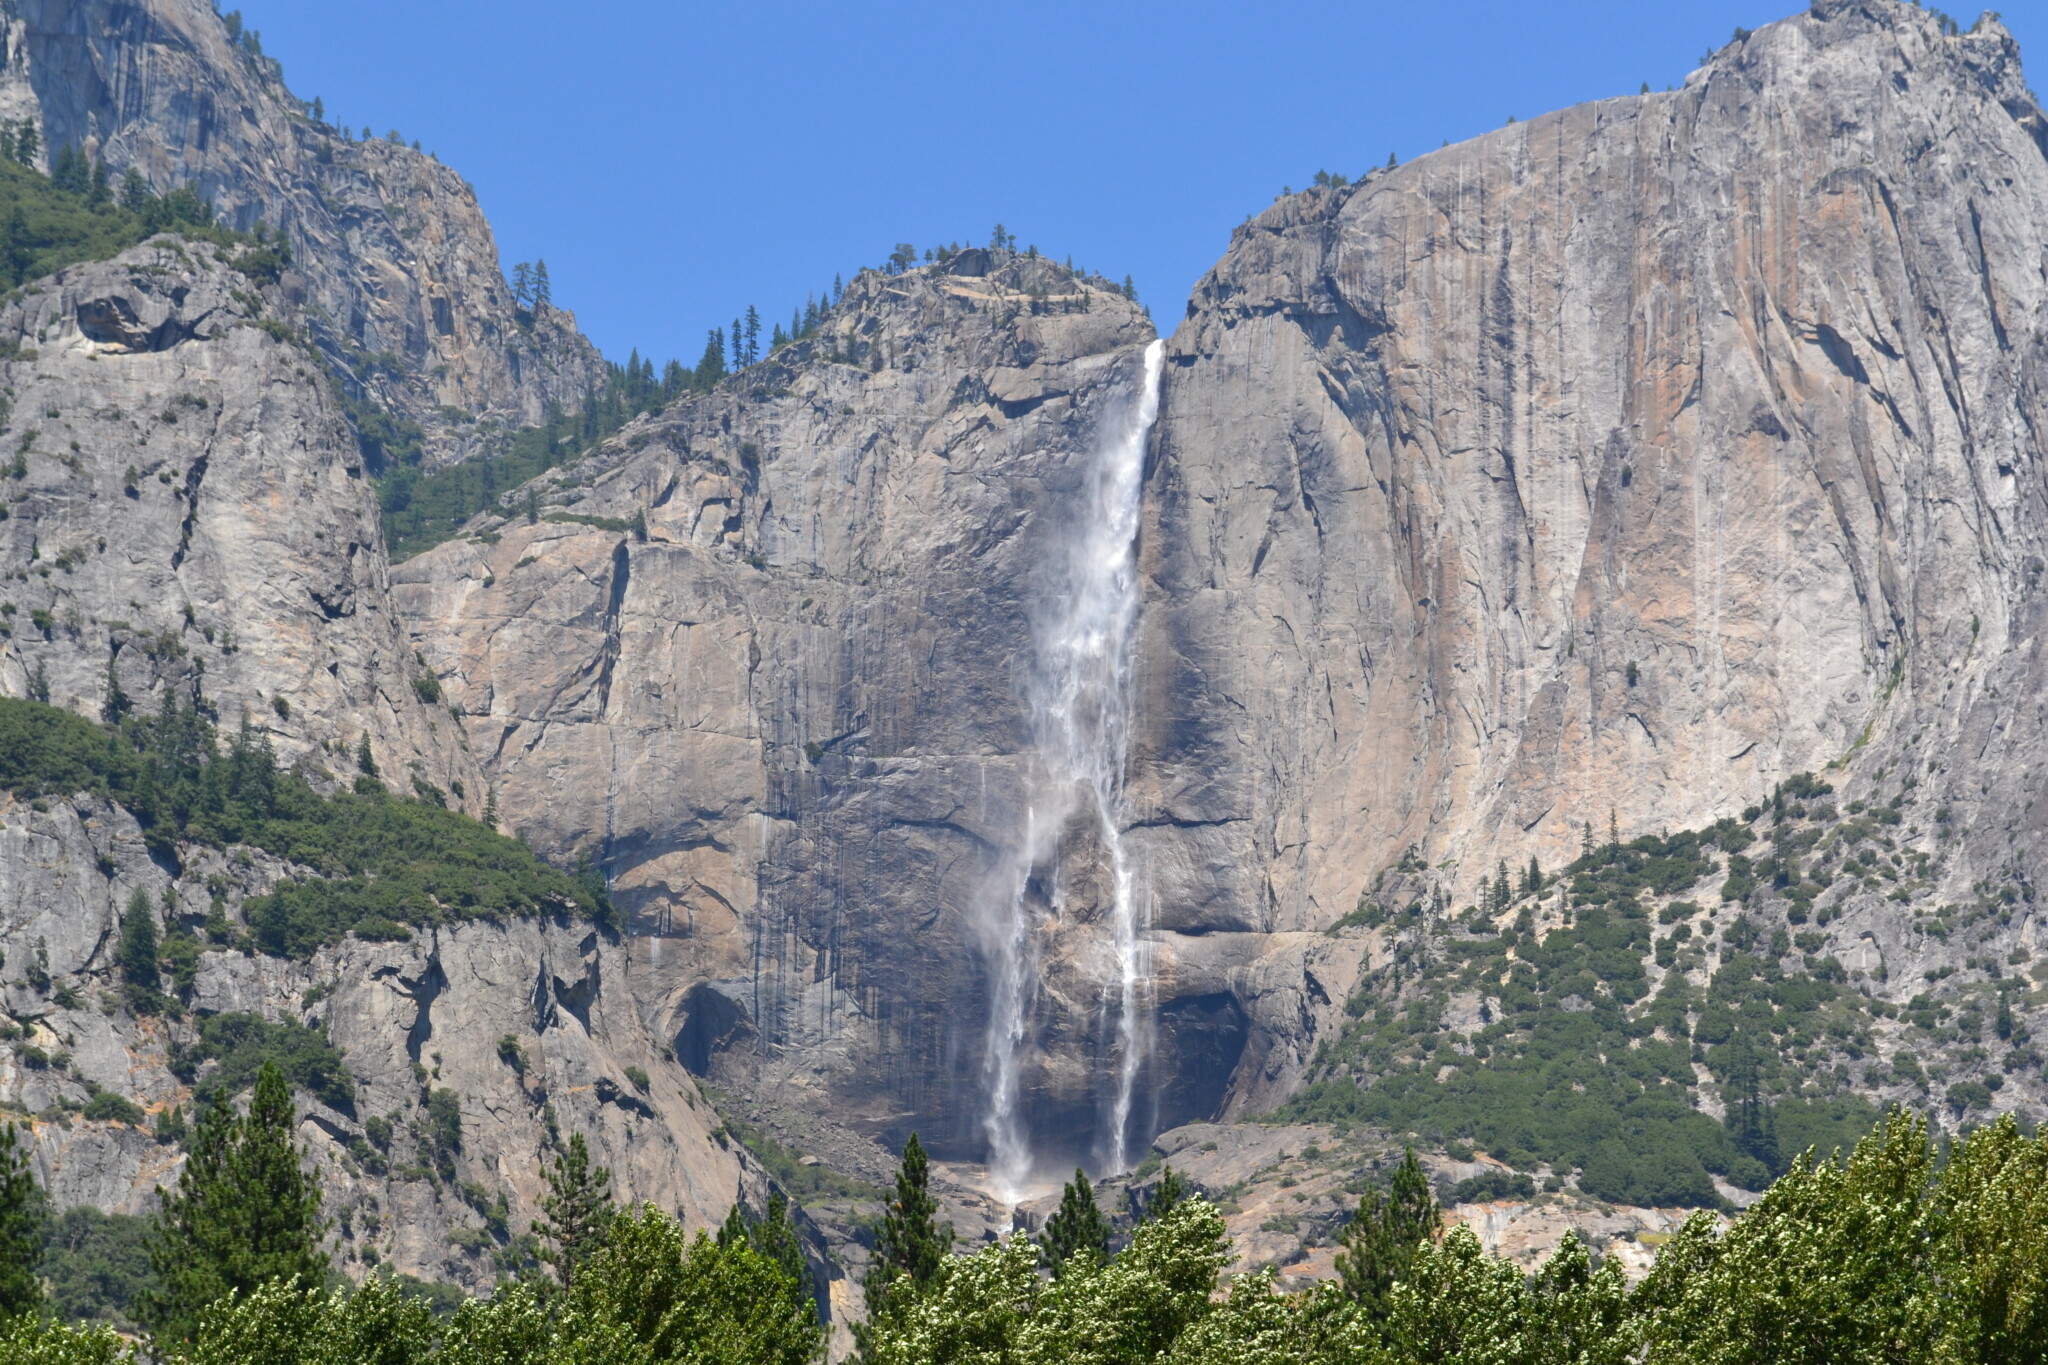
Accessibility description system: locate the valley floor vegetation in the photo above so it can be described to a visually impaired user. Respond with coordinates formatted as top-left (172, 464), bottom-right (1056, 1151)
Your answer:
top-left (1, 1083), bottom-right (2045, 1364)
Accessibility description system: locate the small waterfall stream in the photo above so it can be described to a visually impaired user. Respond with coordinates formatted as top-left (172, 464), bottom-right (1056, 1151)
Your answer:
top-left (981, 339), bottom-right (1166, 1199)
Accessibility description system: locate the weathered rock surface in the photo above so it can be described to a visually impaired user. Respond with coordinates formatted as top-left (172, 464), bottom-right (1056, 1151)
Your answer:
top-left (0, 0), bottom-right (603, 464)
top-left (1088, 1120), bottom-right (1718, 1285)
top-left (1138, 0), bottom-right (2048, 1108)
top-left (0, 791), bottom-right (754, 1290)
top-left (8, 0), bottom-right (2048, 1307)
top-left (384, 0), bottom-right (2048, 1173)
top-left (0, 242), bottom-right (474, 792)
top-left (396, 257), bottom-right (1179, 1167)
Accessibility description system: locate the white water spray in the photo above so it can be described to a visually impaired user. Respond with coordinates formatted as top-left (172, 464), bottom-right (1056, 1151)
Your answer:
top-left (981, 340), bottom-right (1165, 1199)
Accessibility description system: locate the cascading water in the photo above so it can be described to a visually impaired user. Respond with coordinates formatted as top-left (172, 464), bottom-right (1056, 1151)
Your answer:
top-left (980, 339), bottom-right (1166, 1200)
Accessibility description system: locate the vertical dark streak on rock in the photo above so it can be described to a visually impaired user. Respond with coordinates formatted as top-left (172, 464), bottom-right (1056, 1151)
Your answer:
top-left (170, 454), bottom-right (207, 569)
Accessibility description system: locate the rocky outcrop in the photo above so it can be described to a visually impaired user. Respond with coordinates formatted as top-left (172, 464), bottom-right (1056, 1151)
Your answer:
top-left (0, 241), bottom-right (474, 793)
top-left (0, 788), bottom-right (752, 1290)
top-left (395, 256), bottom-right (1177, 1165)
top-left (1138, 0), bottom-right (2048, 1108)
top-left (391, 0), bottom-right (2048, 1158)
top-left (0, 0), bottom-right (604, 464)
top-left (9, 0), bottom-right (2048, 1270)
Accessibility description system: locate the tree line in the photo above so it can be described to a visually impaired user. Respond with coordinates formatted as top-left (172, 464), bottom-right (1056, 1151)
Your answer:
top-left (2, 1090), bottom-right (2044, 1362)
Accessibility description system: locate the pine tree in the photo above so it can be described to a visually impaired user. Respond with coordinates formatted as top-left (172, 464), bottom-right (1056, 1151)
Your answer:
top-left (0, 1120), bottom-right (47, 1319)
top-left (532, 259), bottom-right (552, 311)
top-left (751, 1191), bottom-right (810, 1301)
top-left (1526, 856), bottom-right (1543, 895)
top-left (1608, 808), bottom-right (1620, 850)
top-left (1039, 1167), bottom-right (1110, 1276)
top-left (100, 657), bottom-right (128, 724)
top-left (1336, 1148), bottom-right (1439, 1321)
top-left (858, 1132), bottom-right (951, 1352)
top-left (354, 734), bottom-right (377, 777)
top-left (537, 1131), bottom-right (614, 1285)
top-left (117, 885), bottom-right (161, 1007)
top-left (744, 306), bottom-right (761, 365)
top-left (143, 1063), bottom-right (328, 1345)
top-left (1581, 821), bottom-right (1595, 860)
top-left (695, 328), bottom-right (727, 391)
top-left (1997, 987), bottom-right (2016, 1041)
top-left (51, 144), bottom-right (88, 194)
top-left (731, 317), bottom-right (744, 372)
top-left (1139, 1164), bottom-right (1190, 1224)
top-left (481, 786), bottom-right (499, 830)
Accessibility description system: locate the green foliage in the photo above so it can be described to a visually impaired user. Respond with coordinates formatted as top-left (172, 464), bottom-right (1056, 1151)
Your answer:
top-left (1335, 1149), bottom-right (1438, 1322)
top-left (1632, 1111), bottom-right (2048, 1365)
top-left (0, 1312), bottom-right (131, 1364)
top-left (1287, 806), bottom-right (1883, 1206)
top-left (0, 154), bottom-right (243, 293)
top-left (861, 1197), bottom-right (1229, 1365)
top-left (0, 695), bottom-right (611, 957)
top-left (377, 353), bottom-right (682, 562)
top-left (79, 1091), bottom-right (145, 1126)
top-left (181, 1275), bottom-right (436, 1365)
top-left (39, 1207), bottom-right (154, 1330)
top-left (142, 1062), bottom-right (328, 1346)
top-left (115, 887), bottom-right (161, 1011)
top-left (1449, 1169), bottom-right (1537, 1203)
top-left (1039, 1169), bottom-right (1109, 1277)
top-left (0, 1119), bottom-right (48, 1319)
top-left (715, 1112), bottom-right (885, 1204)
top-left (556, 1203), bottom-right (820, 1365)
top-left (857, 1132), bottom-right (954, 1359)
top-left (170, 1013), bottom-right (355, 1114)
top-left (8, 1106), bottom-right (2048, 1365)
top-left (536, 1133), bottom-right (613, 1286)
top-left (718, 1190), bottom-right (812, 1313)
top-left (1141, 1166), bottom-right (1190, 1225)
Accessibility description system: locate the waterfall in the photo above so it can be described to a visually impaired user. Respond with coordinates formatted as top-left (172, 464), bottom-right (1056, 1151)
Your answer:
top-left (981, 339), bottom-right (1166, 1199)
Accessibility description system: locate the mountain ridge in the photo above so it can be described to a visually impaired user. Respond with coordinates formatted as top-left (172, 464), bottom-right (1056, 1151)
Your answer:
top-left (2, 0), bottom-right (2048, 1321)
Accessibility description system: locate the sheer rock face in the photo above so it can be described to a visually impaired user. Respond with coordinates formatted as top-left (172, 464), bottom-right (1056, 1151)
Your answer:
top-left (0, 243), bottom-right (474, 792)
top-left (0, 793), bottom-right (750, 1288)
top-left (1140, 0), bottom-right (2048, 1107)
top-left (9, 0), bottom-right (2048, 1231)
top-left (396, 1), bottom-right (2048, 1149)
top-left (396, 259), bottom-right (1186, 1163)
top-left (0, 0), bottom-right (603, 465)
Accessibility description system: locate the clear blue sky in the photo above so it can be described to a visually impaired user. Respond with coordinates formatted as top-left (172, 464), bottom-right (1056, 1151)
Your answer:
top-left (246, 1), bottom-right (2048, 368)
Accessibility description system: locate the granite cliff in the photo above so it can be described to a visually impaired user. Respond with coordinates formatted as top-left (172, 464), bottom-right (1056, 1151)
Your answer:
top-left (0, 0), bottom-right (604, 466)
top-left (3, 0), bottom-right (2048, 1312)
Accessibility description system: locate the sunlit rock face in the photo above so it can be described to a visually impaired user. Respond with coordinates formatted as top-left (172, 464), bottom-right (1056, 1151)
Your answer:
top-left (1, 0), bottom-right (603, 465)
top-left (8, 0), bottom-right (2048, 1237)
top-left (408, 1), bottom-right (2048, 1154)
top-left (1139, 0), bottom-right (2048, 1110)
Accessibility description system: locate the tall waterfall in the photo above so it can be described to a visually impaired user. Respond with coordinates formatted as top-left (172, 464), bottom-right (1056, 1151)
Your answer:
top-left (981, 339), bottom-right (1166, 1199)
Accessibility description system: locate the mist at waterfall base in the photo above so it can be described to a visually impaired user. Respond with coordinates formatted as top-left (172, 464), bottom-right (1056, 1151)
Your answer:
top-left (972, 340), bottom-right (1167, 1204)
